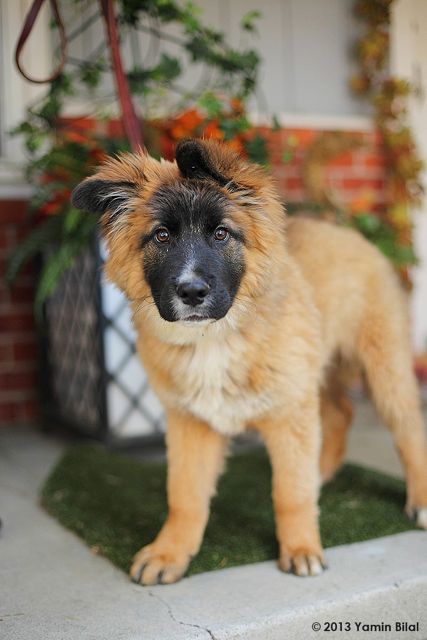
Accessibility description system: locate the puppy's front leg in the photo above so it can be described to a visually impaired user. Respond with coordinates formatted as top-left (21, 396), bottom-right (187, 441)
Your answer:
top-left (130, 411), bottom-right (228, 585)
top-left (257, 401), bottom-right (326, 577)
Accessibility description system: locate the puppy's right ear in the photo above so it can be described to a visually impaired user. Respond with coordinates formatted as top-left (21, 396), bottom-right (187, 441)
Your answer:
top-left (71, 178), bottom-right (137, 222)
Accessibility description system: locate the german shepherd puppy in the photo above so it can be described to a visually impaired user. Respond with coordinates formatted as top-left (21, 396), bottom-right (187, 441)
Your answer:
top-left (72, 139), bottom-right (427, 585)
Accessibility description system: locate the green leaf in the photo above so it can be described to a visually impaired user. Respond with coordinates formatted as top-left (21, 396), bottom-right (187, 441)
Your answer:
top-left (25, 133), bottom-right (46, 154)
top-left (128, 54), bottom-right (182, 94)
top-left (34, 215), bottom-right (97, 319)
top-left (181, 2), bottom-right (203, 32)
top-left (241, 10), bottom-right (262, 32)
top-left (350, 212), bottom-right (418, 268)
top-left (220, 115), bottom-right (250, 140)
top-left (271, 115), bottom-right (281, 131)
top-left (64, 208), bottom-right (84, 234)
top-left (5, 216), bottom-right (63, 286)
top-left (80, 61), bottom-right (104, 89)
top-left (282, 149), bottom-right (294, 164)
top-left (155, 53), bottom-right (182, 81)
top-left (35, 244), bottom-right (80, 320)
top-left (354, 213), bottom-right (381, 234)
top-left (198, 92), bottom-right (224, 118)
top-left (245, 134), bottom-right (269, 165)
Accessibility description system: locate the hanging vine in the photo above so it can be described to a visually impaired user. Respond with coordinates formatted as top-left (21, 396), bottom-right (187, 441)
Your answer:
top-left (351, 0), bottom-right (424, 284)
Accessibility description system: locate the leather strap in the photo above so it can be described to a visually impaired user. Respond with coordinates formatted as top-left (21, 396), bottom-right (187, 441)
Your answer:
top-left (99, 0), bottom-right (143, 151)
top-left (15, 0), bottom-right (67, 84)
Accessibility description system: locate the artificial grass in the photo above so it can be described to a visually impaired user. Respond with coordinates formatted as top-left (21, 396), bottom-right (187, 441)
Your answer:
top-left (41, 444), bottom-right (417, 576)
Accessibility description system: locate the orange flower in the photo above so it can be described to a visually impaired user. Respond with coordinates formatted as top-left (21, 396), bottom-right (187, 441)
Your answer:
top-left (62, 130), bottom-right (91, 144)
top-left (56, 116), bottom-right (97, 133)
top-left (230, 97), bottom-right (244, 115)
top-left (202, 121), bottom-right (224, 140)
top-left (348, 188), bottom-right (376, 214)
top-left (170, 108), bottom-right (204, 139)
top-left (68, 117), bottom-right (97, 131)
top-left (39, 188), bottom-right (72, 216)
top-left (41, 167), bottom-right (72, 184)
top-left (39, 201), bottom-right (62, 216)
top-left (107, 119), bottom-right (125, 138)
top-left (226, 137), bottom-right (245, 155)
top-left (160, 137), bottom-right (176, 161)
top-left (89, 148), bottom-right (108, 163)
top-left (178, 108), bottom-right (204, 129)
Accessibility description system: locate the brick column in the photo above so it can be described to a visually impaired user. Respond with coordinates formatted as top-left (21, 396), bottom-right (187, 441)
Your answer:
top-left (0, 200), bottom-right (39, 425)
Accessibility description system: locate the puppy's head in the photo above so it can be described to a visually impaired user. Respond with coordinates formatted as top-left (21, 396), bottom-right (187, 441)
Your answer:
top-left (72, 139), bottom-right (285, 327)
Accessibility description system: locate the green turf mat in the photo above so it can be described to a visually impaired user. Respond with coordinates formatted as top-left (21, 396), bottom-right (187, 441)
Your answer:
top-left (41, 444), bottom-right (417, 576)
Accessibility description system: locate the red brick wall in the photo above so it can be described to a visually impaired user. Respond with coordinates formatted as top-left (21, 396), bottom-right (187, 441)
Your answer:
top-left (268, 128), bottom-right (386, 211)
top-left (0, 200), bottom-right (39, 426)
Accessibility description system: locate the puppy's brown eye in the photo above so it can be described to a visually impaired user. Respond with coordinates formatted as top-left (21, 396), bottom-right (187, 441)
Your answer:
top-left (214, 227), bottom-right (229, 242)
top-left (155, 227), bottom-right (170, 244)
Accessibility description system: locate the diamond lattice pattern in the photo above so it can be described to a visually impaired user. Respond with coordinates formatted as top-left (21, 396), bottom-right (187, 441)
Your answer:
top-left (102, 278), bottom-right (166, 438)
top-left (46, 248), bottom-right (104, 434)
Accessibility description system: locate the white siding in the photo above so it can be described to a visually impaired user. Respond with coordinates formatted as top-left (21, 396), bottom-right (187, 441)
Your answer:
top-left (61, 0), bottom-right (366, 121)
top-left (207, 0), bottom-right (367, 117)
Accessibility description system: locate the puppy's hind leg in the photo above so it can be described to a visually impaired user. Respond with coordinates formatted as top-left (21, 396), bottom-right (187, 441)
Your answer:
top-left (320, 374), bottom-right (354, 483)
top-left (357, 300), bottom-right (427, 529)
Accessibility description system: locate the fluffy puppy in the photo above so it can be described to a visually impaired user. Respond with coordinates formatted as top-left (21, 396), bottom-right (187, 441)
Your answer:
top-left (72, 139), bottom-right (427, 585)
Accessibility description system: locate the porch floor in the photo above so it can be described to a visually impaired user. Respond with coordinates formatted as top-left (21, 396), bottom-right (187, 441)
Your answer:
top-left (1, 401), bottom-right (426, 640)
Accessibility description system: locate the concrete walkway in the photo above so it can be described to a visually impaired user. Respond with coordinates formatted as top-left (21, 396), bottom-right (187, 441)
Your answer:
top-left (1, 405), bottom-right (427, 640)
top-left (347, 400), bottom-right (404, 478)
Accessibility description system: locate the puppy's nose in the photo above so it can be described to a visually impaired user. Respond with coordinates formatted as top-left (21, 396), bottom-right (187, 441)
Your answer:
top-left (176, 279), bottom-right (210, 306)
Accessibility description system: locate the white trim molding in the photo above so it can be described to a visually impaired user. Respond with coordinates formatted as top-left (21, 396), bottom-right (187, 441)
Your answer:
top-left (249, 112), bottom-right (373, 132)
top-left (0, 159), bottom-right (33, 199)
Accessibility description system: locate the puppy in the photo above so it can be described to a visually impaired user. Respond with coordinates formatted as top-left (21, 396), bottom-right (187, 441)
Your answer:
top-left (72, 138), bottom-right (427, 585)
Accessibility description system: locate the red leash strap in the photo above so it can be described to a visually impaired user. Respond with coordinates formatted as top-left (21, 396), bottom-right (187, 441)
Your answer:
top-left (99, 0), bottom-right (144, 152)
top-left (15, 0), bottom-right (67, 84)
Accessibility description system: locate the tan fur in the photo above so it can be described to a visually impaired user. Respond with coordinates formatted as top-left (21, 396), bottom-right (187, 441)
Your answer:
top-left (319, 363), bottom-right (355, 482)
top-left (79, 140), bottom-right (427, 584)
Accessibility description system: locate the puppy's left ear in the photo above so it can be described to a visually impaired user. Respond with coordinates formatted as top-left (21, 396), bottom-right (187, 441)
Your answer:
top-left (71, 178), bottom-right (137, 222)
top-left (176, 139), bottom-right (231, 185)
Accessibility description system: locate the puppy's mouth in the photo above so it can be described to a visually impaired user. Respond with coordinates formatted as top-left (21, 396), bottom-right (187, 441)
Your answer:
top-left (171, 295), bottom-right (213, 323)
top-left (165, 291), bottom-right (232, 324)
top-left (183, 313), bottom-right (210, 322)
top-left (181, 313), bottom-right (211, 323)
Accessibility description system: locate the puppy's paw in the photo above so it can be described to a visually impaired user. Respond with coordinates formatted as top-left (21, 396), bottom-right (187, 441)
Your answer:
top-left (130, 543), bottom-right (191, 586)
top-left (406, 505), bottom-right (427, 530)
top-left (279, 549), bottom-right (326, 577)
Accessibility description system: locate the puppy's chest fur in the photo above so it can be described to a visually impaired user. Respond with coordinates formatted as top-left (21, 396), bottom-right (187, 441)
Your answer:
top-left (171, 335), bottom-right (274, 436)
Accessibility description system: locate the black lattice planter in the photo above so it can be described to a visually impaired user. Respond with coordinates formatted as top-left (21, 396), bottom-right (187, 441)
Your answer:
top-left (43, 240), bottom-right (166, 443)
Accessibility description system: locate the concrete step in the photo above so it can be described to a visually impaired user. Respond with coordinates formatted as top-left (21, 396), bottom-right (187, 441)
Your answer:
top-left (1, 425), bottom-right (426, 640)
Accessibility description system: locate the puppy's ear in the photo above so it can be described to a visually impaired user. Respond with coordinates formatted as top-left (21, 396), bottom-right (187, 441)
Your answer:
top-left (71, 179), bottom-right (137, 222)
top-left (71, 151), bottom-right (149, 223)
top-left (175, 138), bottom-right (263, 203)
top-left (176, 139), bottom-right (231, 185)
